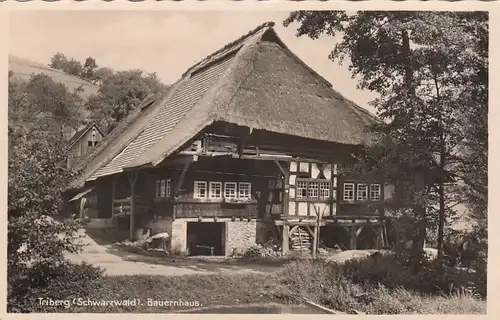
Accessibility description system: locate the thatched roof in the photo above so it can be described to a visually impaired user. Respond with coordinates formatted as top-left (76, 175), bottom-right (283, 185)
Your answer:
top-left (70, 21), bottom-right (378, 189)
top-left (8, 55), bottom-right (99, 98)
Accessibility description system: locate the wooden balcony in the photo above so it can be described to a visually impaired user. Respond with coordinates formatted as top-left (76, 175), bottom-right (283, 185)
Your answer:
top-left (112, 196), bottom-right (149, 218)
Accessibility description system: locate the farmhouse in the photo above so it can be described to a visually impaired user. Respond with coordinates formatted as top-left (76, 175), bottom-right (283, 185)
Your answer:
top-left (66, 122), bottom-right (105, 169)
top-left (68, 22), bottom-right (391, 256)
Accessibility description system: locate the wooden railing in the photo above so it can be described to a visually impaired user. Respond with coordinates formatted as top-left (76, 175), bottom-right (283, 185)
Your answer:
top-left (112, 197), bottom-right (149, 218)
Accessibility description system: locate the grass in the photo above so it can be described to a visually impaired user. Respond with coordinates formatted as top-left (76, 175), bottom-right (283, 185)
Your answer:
top-left (60, 258), bottom-right (485, 314)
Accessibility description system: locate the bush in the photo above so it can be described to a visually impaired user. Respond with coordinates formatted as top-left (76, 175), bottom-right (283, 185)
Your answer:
top-left (277, 259), bottom-right (485, 314)
top-left (8, 262), bottom-right (104, 313)
top-left (338, 254), bottom-right (486, 298)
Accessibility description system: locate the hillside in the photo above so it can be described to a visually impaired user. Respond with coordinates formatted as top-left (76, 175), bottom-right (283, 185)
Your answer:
top-left (8, 54), bottom-right (99, 99)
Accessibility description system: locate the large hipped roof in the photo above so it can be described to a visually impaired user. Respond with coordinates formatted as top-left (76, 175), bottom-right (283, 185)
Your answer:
top-left (70, 21), bottom-right (377, 189)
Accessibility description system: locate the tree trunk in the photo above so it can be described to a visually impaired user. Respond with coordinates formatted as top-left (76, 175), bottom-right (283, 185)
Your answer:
top-left (437, 182), bottom-right (445, 258)
top-left (411, 169), bottom-right (426, 271)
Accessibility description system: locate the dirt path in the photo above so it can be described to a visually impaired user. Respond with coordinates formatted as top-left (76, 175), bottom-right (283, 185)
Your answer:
top-left (67, 230), bottom-right (280, 277)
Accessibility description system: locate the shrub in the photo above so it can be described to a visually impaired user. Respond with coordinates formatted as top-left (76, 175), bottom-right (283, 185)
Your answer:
top-left (339, 254), bottom-right (486, 298)
top-left (8, 262), bottom-right (104, 313)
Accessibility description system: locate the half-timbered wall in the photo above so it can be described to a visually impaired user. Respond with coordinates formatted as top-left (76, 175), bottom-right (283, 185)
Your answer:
top-left (287, 160), bottom-right (339, 219)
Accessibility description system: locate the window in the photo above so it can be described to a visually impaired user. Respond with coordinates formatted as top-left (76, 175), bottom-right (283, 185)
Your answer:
top-left (296, 179), bottom-right (331, 200)
top-left (156, 179), bottom-right (171, 198)
top-left (224, 182), bottom-right (237, 199)
top-left (343, 183), bottom-right (355, 201)
top-left (319, 181), bottom-right (330, 200)
top-left (194, 181), bottom-right (207, 199)
top-left (357, 184), bottom-right (368, 200)
top-left (296, 180), bottom-right (308, 199)
top-left (308, 181), bottom-right (319, 199)
top-left (370, 184), bottom-right (381, 201)
top-left (209, 182), bottom-right (222, 199)
top-left (239, 182), bottom-right (252, 200)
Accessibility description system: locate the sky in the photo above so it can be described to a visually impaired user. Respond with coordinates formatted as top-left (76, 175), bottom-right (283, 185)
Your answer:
top-left (9, 10), bottom-right (379, 114)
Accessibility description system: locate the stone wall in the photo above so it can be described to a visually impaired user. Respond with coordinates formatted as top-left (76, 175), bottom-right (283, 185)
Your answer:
top-left (171, 219), bottom-right (187, 255)
top-left (225, 221), bottom-right (257, 256)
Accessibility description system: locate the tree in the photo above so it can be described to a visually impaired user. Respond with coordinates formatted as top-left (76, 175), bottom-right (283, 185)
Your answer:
top-left (9, 73), bottom-right (85, 137)
top-left (81, 57), bottom-right (99, 84)
top-left (284, 11), bottom-right (488, 267)
top-left (48, 53), bottom-right (167, 133)
top-left (8, 74), bottom-right (104, 312)
top-left (49, 53), bottom-right (83, 77)
top-left (86, 69), bottom-right (166, 132)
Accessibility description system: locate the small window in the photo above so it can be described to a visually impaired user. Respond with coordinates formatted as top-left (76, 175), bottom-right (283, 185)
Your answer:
top-left (209, 182), bottom-right (222, 199)
top-left (308, 181), bottom-right (319, 199)
top-left (343, 183), bottom-right (355, 201)
top-left (160, 180), bottom-right (166, 197)
top-left (357, 184), bottom-right (368, 200)
top-left (88, 140), bottom-right (93, 147)
top-left (239, 182), bottom-right (251, 200)
top-left (319, 181), bottom-right (330, 200)
top-left (165, 179), bottom-right (171, 197)
top-left (296, 180), bottom-right (308, 199)
top-left (224, 182), bottom-right (237, 199)
top-left (370, 184), bottom-right (381, 201)
top-left (156, 179), bottom-right (171, 198)
top-left (194, 181), bottom-right (207, 199)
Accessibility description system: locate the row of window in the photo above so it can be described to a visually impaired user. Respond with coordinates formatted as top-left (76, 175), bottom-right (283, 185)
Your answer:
top-left (156, 178), bottom-right (380, 202)
top-left (296, 179), bottom-right (331, 200)
top-left (194, 181), bottom-right (252, 200)
top-left (156, 179), bottom-right (172, 198)
top-left (343, 183), bottom-right (381, 201)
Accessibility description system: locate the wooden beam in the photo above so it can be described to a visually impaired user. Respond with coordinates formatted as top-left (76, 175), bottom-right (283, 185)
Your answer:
top-left (274, 160), bottom-right (286, 175)
top-left (162, 154), bottom-right (198, 167)
top-left (128, 171), bottom-right (138, 241)
top-left (349, 226), bottom-right (357, 250)
top-left (356, 225), bottom-right (365, 237)
top-left (111, 175), bottom-right (117, 218)
top-left (312, 226), bottom-right (318, 259)
top-left (173, 161), bottom-right (192, 198)
top-left (282, 225), bottom-right (290, 255)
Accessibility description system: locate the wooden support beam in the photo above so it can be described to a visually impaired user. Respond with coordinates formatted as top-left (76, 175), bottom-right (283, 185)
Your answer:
top-left (356, 225), bottom-right (364, 237)
top-left (174, 161), bottom-right (192, 197)
top-left (282, 225), bottom-right (290, 255)
top-left (312, 226), bottom-right (318, 259)
top-left (111, 174), bottom-right (118, 218)
top-left (128, 171), bottom-right (139, 241)
top-left (349, 226), bottom-right (357, 250)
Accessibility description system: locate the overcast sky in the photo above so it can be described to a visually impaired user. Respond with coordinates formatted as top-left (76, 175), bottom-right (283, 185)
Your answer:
top-left (9, 10), bottom-right (379, 114)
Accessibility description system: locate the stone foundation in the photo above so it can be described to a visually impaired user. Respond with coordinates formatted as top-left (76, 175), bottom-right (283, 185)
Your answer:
top-left (225, 221), bottom-right (257, 256)
top-left (171, 219), bottom-right (187, 255)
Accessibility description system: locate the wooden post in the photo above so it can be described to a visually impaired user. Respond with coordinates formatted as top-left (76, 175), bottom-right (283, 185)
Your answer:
top-left (349, 226), bottom-right (357, 250)
top-left (274, 160), bottom-right (289, 216)
top-left (128, 171), bottom-right (139, 241)
top-left (282, 225), bottom-right (290, 254)
top-left (111, 175), bottom-right (117, 218)
top-left (312, 226), bottom-right (318, 259)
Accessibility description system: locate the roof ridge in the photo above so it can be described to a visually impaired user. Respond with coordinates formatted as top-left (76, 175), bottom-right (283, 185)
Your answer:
top-left (182, 21), bottom-right (275, 77)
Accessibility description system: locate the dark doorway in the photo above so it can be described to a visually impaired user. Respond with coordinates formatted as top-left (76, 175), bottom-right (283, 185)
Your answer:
top-left (357, 226), bottom-right (378, 250)
top-left (319, 226), bottom-right (349, 251)
top-left (187, 222), bottom-right (226, 256)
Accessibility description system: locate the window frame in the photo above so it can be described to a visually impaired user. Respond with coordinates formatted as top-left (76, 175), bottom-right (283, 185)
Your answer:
top-left (224, 182), bottom-right (237, 199)
top-left (357, 183), bottom-right (368, 201)
top-left (209, 181), bottom-right (223, 199)
top-left (194, 181), bottom-right (208, 199)
top-left (156, 179), bottom-right (172, 198)
top-left (238, 182), bottom-right (252, 200)
top-left (296, 178), bottom-right (331, 201)
top-left (370, 184), bottom-right (381, 201)
top-left (343, 183), bottom-right (355, 201)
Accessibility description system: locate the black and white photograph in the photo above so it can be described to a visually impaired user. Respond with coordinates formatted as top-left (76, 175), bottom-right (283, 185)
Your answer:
top-left (6, 6), bottom-right (489, 315)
